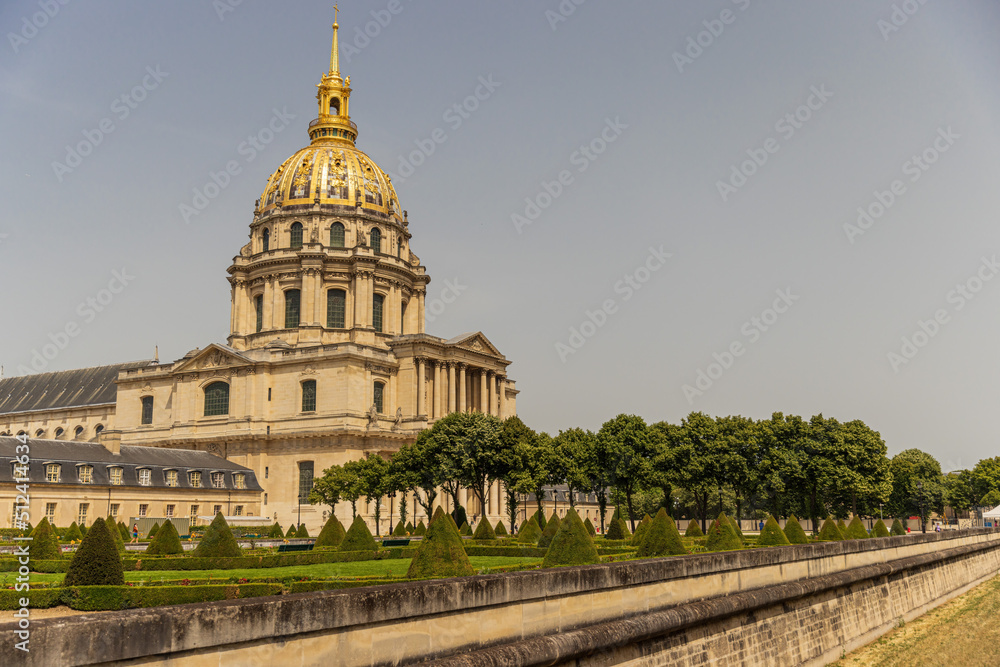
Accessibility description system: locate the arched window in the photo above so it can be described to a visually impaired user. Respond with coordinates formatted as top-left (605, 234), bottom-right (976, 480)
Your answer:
top-left (330, 98), bottom-right (340, 115)
top-left (400, 300), bottom-right (408, 334)
top-left (141, 396), bottom-right (154, 425)
top-left (254, 295), bottom-right (264, 332)
top-left (372, 294), bottom-right (385, 333)
top-left (54, 427), bottom-right (64, 439)
top-left (74, 426), bottom-right (84, 439)
top-left (95, 424), bottom-right (104, 437)
top-left (290, 222), bottom-right (303, 249)
top-left (262, 228), bottom-right (270, 252)
top-left (285, 289), bottom-right (301, 328)
top-left (35, 429), bottom-right (45, 438)
top-left (330, 223), bottom-right (345, 248)
top-left (301, 380), bottom-right (316, 412)
top-left (204, 382), bottom-right (230, 417)
top-left (327, 289), bottom-right (346, 328)
top-left (373, 382), bottom-right (385, 414)
top-left (369, 228), bottom-right (381, 253)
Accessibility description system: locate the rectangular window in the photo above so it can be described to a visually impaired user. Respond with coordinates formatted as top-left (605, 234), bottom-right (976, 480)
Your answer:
top-left (141, 396), bottom-right (154, 425)
top-left (265, 466), bottom-right (269, 479)
top-left (110, 503), bottom-right (120, 518)
top-left (165, 470), bottom-right (178, 487)
top-left (77, 504), bottom-right (88, 526)
top-left (298, 461), bottom-right (314, 504)
top-left (264, 493), bottom-right (268, 506)
top-left (255, 295), bottom-right (263, 333)
top-left (45, 503), bottom-right (56, 521)
top-left (109, 467), bottom-right (123, 486)
top-left (285, 289), bottom-right (301, 328)
top-left (213, 505), bottom-right (222, 516)
top-left (302, 380), bottom-right (316, 412)
top-left (211, 472), bottom-right (225, 489)
top-left (138, 469), bottom-right (151, 486)
top-left (327, 289), bottom-right (346, 328)
top-left (233, 473), bottom-right (247, 490)
top-left (372, 294), bottom-right (384, 332)
top-left (45, 464), bottom-right (60, 483)
top-left (190, 505), bottom-right (199, 518)
top-left (373, 382), bottom-right (384, 414)
top-left (189, 471), bottom-right (202, 487)
top-left (79, 465), bottom-right (93, 484)
top-left (165, 504), bottom-right (174, 518)
top-left (234, 506), bottom-right (244, 516)
top-left (138, 504), bottom-right (148, 517)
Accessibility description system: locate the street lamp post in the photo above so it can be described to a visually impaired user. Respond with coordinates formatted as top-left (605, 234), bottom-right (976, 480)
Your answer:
top-left (387, 491), bottom-right (396, 537)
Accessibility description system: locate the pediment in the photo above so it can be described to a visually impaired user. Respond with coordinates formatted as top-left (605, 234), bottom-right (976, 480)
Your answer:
top-left (172, 344), bottom-right (252, 373)
top-left (446, 332), bottom-right (503, 357)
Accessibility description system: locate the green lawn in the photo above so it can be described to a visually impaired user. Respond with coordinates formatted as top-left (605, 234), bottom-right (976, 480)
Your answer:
top-left (0, 556), bottom-right (540, 586)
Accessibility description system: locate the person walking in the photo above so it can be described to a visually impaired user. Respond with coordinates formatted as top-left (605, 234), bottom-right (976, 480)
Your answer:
top-left (131, 523), bottom-right (139, 543)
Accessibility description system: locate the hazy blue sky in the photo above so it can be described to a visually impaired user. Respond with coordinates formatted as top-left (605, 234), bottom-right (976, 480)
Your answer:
top-left (1, 1), bottom-right (998, 469)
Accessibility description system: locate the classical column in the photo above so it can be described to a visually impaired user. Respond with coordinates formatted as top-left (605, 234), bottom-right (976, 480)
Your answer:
top-left (270, 277), bottom-right (281, 329)
top-left (433, 362), bottom-right (442, 419)
top-left (458, 364), bottom-right (467, 413)
top-left (479, 370), bottom-right (488, 414)
top-left (491, 481), bottom-right (500, 517)
top-left (459, 487), bottom-right (468, 513)
top-left (497, 377), bottom-right (505, 419)
top-left (416, 358), bottom-right (426, 416)
top-left (447, 363), bottom-right (456, 414)
top-left (487, 371), bottom-right (496, 416)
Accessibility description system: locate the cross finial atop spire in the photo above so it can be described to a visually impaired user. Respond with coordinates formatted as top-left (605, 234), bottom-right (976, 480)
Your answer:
top-left (330, 5), bottom-right (340, 76)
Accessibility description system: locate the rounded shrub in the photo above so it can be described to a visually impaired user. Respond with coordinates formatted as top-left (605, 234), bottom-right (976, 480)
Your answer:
top-left (630, 514), bottom-right (652, 546)
top-left (873, 518), bottom-right (891, 537)
top-left (340, 515), bottom-right (377, 551)
top-left (757, 515), bottom-right (790, 546)
top-left (583, 517), bottom-right (596, 537)
top-left (63, 518), bottom-right (124, 587)
top-left (538, 513), bottom-right (562, 549)
top-left (407, 507), bottom-right (474, 579)
top-left (269, 522), bottom-right (285, 539)
top-left (890, 518), bottom-right (906, 536)
top-left (64, 522), bottom-right (83, 543)
top-left (29, 518), bottom-right (62, 560)
top-left (472, 518), bottom-right (497, 541)
top-left (844, 516), bottom-right (869, 540)
top-left (494, 520), bottom-right (508, 536)
top-left (783, 515), bottom-right (809, 544)
top-left (819, 517), bottom-right (845, 541)
top-left (314, 515), bottom-right (347, 548)
top-left (295, 524), bottom-right (309, 538)
top-left (685, 520), bottom-right (704, 538)
top-left (705, 513), bottom-right (742, 552)
top-left (414, 520), bottom-right (427, 536)
top-left (146, 520), bottom-right (184, 555)
top-left (637, 508), bottom-right (687, 558)
top-left (542, 508), bottom-right (599, 568)
top-left (192, 513), bottom-right (242, 558)
top-left (517, 515), bottom-right (542, 545)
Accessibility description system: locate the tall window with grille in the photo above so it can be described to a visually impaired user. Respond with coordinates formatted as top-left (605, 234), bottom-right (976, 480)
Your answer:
top-left (45, 464), bottom-right (60, 483)
top-left (109, 467), bottom-right (123, 485)
top-left (110, 503), bottom-right (120, 519)
top-left (327, 289), bottom-right (346, 328)
top-left (372, 294), bottom-right (384, 332)
top-left (139, 504), bottom-right (148, 517)
top-left (189, 471), bottom-right (202, 487)
top-left (190, 505), bottom-right (199, 519)
top-left (213, 505), bottom-right (222, 516)
top-left (141, 396), bottom-right (153, 424)
top-left (369, 228), bottom-right (381, 252)
top-left (254, 295), bottom-right (263, 333)
top-left (301, 380), bottom-right (316, 412)
top-left (234, 505), bottom-right (244, 516)
top-left (234, 473), bottom-right (247, 490)
top-left (374, 382), bottom-right (385, 414)
top-left (204, 382), bottom-right (230, 416)
top-left (78, 465), bottom-right (93, 484)
top-left (290, 222), bottom-right (303, 249)
top-left (262, 228), bottom-right (270, 252)
top-left (165, 505), bottom-right (174, 518)
top-left (211, 472), bottom-right (225, 489)
top-left (138, 469), bottom-right (151, 486)
top-left (45, 503), bottom-right (56, 521)
top-left (285, 289), bottom-right (301, 328)
top-left (77, 504), bottom-right (88, 526)
top-left (298, 462), bottom-right (314, 504)
top-left (165, 470), bottom-right (178, 487)
top-left (330, 222), bottom-right (345, 248)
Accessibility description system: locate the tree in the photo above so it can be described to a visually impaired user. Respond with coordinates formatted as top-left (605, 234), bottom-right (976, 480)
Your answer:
top-left (945, 470), bottom-right (976, 514)
top-left (647, 422), bottom-right (682, 516)
top-left (438, 412), bottom-right (504, 519)
top-left (715, 415), bottom-right (759, 523)
top-left (394, 432), bottom-right (440, 520)
top-left (514, 432), bottom-right (558, 522)
top-left (498, 416), bottom-right (537, 533)
top-left (673, 412), bottom-right (727, 533)
top-left (597, 414), bottom-right (653, 532)
top-left (888, 449), bottom-right (945, 533)
top-left (835, 420), bottom-right (892, 517)
top-left (353, 452), bottom-right (393, 536)
top-left (308, 464), bottom-right (348, 515)
top-left (971, 457), bottom-right (1000, 502)
top-left (552, 428), bottom-right (597, 508)
top-left (338, 459), bottom-right (365, 518)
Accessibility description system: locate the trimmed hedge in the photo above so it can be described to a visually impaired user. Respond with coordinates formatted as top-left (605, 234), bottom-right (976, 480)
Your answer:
top-left (64, 518), bottom-right (124, 587)
top-left (269, 522), bottom-right (285, 539)
top-left (30, 518), bottom-right (62, 560)
top-left (0, 589), bottom-right (63, 610)
top-left (407, 507), bottom-right (474, 579)
top-left (636, 508), bottom-right (686, 558)
top-left (192, 514), bottom-right (242, 558)
top-left (542, 508), bottom-right (599, 568)
top-left (630, 514), bottom-right (652, 547)
top-left (537, 513), bottom-right (561, 549)
top-left (495, 520), bottom-right (508, 536)
top-left (706, 513), bottom-right (742, 552)
top-left (341, 515), bottom-right (378, 552)
top-left (819, 518), bottom-right (845, 541)
top-left (873, 518), bottom-right (891, 537)
top-left (392, 520), bottom-right (407, 537)
top-left (414, 521), bottom-right (427, 536)
top-left (517, 516), bottom-right (542, 545)
top-left (464, 546), bottom-right (547, 558)
top-left (784, 515), bottom-right (809, 544)
top-left (146, 520), bottom-right (184, 555)
top-left (845, 516), bottom-right (869, 540)
top-left (685, 520), bottom-right (704, 538)
top-left (891, 518), bottom-right (906, 536)
top-left (583, 517), bottom-right (596, 537)
top-left (295, 524), bottom-right (310, 539)
top-left (757, 515), bottom-right (790, 546)
top-left (64, 522), bottom-right (83, 543)
top-left (314, 515), bottom-right (347, 548)
top-left (58, 584), bottom-right (283, 611)
top-left (147, 522), bottom-right (161, 540)
top-left (605, 518), bottom-right (629, 540)
top-left (836, 519), bottom-right (848, 535)
top-left (472, 518), bottom-right (497, 541)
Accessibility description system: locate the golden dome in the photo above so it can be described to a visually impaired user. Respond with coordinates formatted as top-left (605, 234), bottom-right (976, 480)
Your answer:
top-left (259, 143), bottom-right (401, 220)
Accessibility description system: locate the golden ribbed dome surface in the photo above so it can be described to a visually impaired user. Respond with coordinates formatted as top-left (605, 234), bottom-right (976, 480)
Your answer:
top-left (259, 141), bottom-right (401, 220)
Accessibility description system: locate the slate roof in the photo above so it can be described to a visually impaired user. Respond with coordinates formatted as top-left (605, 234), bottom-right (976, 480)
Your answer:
top-left (0, 361), bottom-right (153, 416)
top-left (0, 438), bottom-right (262, 492)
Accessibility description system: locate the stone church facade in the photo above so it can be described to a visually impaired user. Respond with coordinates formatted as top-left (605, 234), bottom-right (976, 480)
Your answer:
top-left (1, 14), bottom-right (517, 534)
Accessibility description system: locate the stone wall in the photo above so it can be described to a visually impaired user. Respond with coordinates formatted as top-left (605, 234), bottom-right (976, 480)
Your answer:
top-left (3, 529), bottom-right (998, 666)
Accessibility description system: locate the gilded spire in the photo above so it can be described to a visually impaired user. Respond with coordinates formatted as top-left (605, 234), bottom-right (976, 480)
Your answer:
top-left (330, 5), bottom-right (340, 77)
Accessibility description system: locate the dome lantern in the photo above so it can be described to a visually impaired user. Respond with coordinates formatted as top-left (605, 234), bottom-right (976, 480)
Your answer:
top-left (311, 6), bottom-right (357, 147)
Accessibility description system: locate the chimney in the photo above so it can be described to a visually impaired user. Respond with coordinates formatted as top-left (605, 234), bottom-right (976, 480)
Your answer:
top-left (100, 429), bottom-right (122, 456)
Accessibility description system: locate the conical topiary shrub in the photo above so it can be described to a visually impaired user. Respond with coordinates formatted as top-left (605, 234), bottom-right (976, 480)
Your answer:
top-left (79, 524), bottom-right (88, 537)
top-left (269, 522), bottom-right (285, 538)
top-left (414, 520), bottom-right (427, 536)
top-left (459, 521), bottom-right (472, 536)
top-left (873, 518), bottom-right (891, 537)
top-left (118, 522), bottom-right (129, 543)
top-left (757, 515), bottom-right (791, 546)
top-left (685, 520), bottom-right (704, 538)
top-left (406, 521), bottom-right (415, 533)
top-left (340, 515), bottom-right (378, 551)
top-left (784, 515), bottom-right (809, 544)
top-left (107, 516), bottom-right (125, 552)
top-left (192, 513), bottom-right (242, 558)
top-left (637, 508), bottom-right (687, 558)
top-left (845, 516), bottom-right (869, 539)
top-left (728, 516), bottom-right (744, 542)
top-left (65, 522), bottom-right (83, 543)
top-left (517, 515), bottom-right (542, 544)
top-left (21, 522), bottom-right (33, 538)
top-left (29, 518), bottom-right (62, 560)
top-left (315, 515), bottom-right (347, 548)
top-left (705, 513), bottom-right (742, 552)
top-left (890, 518), bottom-right (906, 536)
top-left (534, 510), bottom-right (547, 531)
top-left (495, 520), bottom-right (508, 536)
top-left (285, 524), bottom-right (297, 538)
top-left (146, 522), bottom-right (160, 539)
top-left (63, 518), bottom-right (123, 587)
top-left (542, 508), bottom-right (600, 568)
top-left (295, 524), bottom-right (309, 538)
top-left (392, 520), bottom-right (407, 537)
top-left (630, 514), bottom-right (653, 546)
top-left (583, 517), bottom-right (596, 537)
top-left (146, 520), bottom-right (184, 555)
top-left (452, 506), bottom-right (468, 531)
top-left (836, 519), bottom-right (848, 535)
top-left (605, 517), bottom-right (631, 540)
top-left (473, 518), bottom-right (497, 541)
top-left (538, 513), bottom-right (562, 549)
top-left (819, 517), bottom-right (845, 541)
top-left (407, 507), bottom-right (475, 579)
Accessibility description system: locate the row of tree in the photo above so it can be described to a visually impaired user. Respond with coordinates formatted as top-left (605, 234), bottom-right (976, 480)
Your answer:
top-left (308, 411), bottom-right (999, 535)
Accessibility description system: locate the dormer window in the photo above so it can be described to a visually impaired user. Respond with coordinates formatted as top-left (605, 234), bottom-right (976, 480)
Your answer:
top-left (138, 468), bottom-right (152, 486)
top-left (78, 465), bottom-right (93, 484)
top-left (234, 473), bottom-right (247, 490)
top-left (165, 470), bottom-right (178, 487)
top-left (45, 464), bottom-right (61, 483)
top-left (109, 467), bottom-right (123, 486)
top-left (189, 471), bottom-right (202, 488)
top-left (211, 472), bottom-right (225, 489)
